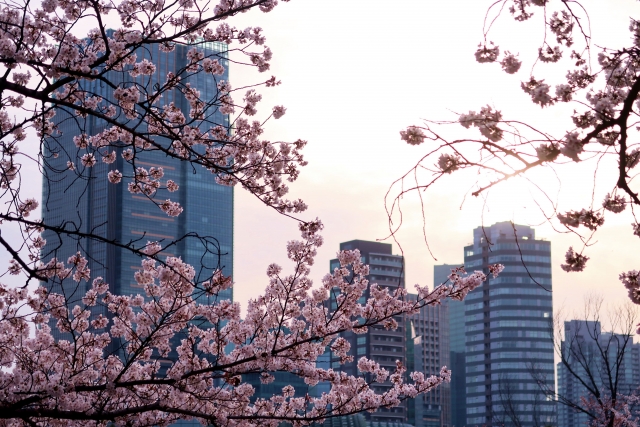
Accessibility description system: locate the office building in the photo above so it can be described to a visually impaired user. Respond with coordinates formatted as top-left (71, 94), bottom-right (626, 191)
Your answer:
top-left (434, 264), bottom-right (466, 427)
top-left (329, 240), bottom-right (406, 424)
top-left (42, 40), bottom-right (233, 341)
top-left (459, 222), bottom-right (556, 426)
top-left (407, 293), bottom-right (451, 427)
top-left (557, 320), bottom-right (640, 427)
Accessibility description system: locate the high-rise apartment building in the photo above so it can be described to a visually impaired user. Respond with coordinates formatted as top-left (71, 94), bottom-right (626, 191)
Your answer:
top-left (329, 240), bottom-right (406, 424)
top-left (557, 320), bottom-right (640, 427)
top-left (42, 40), bottom-right (233, 341)
top-left (455, 222), bottom-right (556, 426)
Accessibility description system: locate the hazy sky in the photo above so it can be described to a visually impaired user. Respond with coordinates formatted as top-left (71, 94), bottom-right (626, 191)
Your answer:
top-left (2, 0), bottom-right (639, 329)
top-left (229, 0), bottom-right (640, 323)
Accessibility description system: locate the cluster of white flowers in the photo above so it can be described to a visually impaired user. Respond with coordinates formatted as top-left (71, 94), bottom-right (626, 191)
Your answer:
top-left (549, 10), bottom-right (574, 46)
top-left (626, 148), bottom-right (640, 169)
top-left (560, 131), bottom-right (584, 162)
top-left (535, 143), bottom-right (559, 162)
top-left (475, 43), bottom-right (500, 63)
top-left (17, 198), bottom-right (38, 217)
top-left (538, 45), bottom-right (563, 63)
top-left (272, 105), bottom-right (286, 119)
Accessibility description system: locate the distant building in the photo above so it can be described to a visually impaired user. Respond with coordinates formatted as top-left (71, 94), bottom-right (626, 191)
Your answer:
top-left (557, 320), bottom-right (640, 427)
top-left (329, 240), bottom-right (406, 424)
top-left (435, 264), bottom-right (466, 427)
top-left (456, 222), bottom-right (556, 427)
top-left (407, 292), bottom-right (451, 427)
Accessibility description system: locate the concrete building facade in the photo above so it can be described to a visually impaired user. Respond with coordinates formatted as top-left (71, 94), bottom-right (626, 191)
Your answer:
top-left (407, 293), bottom-right (451, 427)
top-left (329, 240), bottom-right (406, 424)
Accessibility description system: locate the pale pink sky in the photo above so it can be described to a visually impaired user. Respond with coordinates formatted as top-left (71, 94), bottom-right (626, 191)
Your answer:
top-left (230, 0), bottom-right (640, 322)
top-left (1, 0), bottom-right (638, 327)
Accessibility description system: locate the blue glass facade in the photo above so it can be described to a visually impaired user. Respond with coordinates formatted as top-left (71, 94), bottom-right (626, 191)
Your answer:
top-left (557, 320), bottom-right (640, 427)
top-left (435, 264), bottom-right (466, 427)
top-left (42, 41), bottom-right (233, 342)
top-left (458, 223), bottom-right (556, 427)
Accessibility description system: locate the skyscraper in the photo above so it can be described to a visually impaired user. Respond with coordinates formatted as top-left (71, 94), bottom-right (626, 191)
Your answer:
top-left (329, 240), bottom-right (407, 424)
top-left (557, 320), bottom-right (640, 427)
top-left (458, 222), bottom-right (556, 426)
top-left (435, 264), bottom-right (466, 427)
top-left (41, 40), bottom-right (233, 341)
top-left (407, 292), bottom-right (451, 427)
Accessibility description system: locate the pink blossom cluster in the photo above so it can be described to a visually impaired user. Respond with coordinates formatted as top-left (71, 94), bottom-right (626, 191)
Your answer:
top-left (399, 126), bottom-right (427, 145)
top-left (395, 0), bottom-right (640, 308)
top-left (602, 193), bottom-right (627, 213)
top-left (558, 209), bottom-right (605, 231)
top-left (561, 247), bottom-right (589, 272)
top-left (0, 0), bottom-right (309, 289)
top-left (620, 270), bottom-right (640, 306)
top-left (459, 105), bottom-right (504, 142)
top-left (581, 388), bottom-right (640, 427)
top-left (0, 221), bottom-right (501, 425)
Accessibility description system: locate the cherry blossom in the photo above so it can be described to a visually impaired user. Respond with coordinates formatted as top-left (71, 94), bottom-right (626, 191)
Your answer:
top-left (0, 0), bottom-right (313, 286)
top-left (394, 0), bottom-right (640, 306)
top-left (0, 219), bottom-right (500, 425)
top-left (399, 126), bottom-right (427, 145)
top-left (500, 52), bottom-right (522, 74)
top-left (561, 247), bottom-right (589, 272)
top-left (603, 193), bottom-right (627, 213)
top-left (437, 153), bottom-right (461, 174)
top-left (620, 270), bottom-right (640, 306)
top-left (558, 209), bottom-right (605, 231)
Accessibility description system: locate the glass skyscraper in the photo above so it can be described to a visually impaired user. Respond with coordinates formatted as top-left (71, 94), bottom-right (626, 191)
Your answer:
top-left (41, 40), bottom-right (233, 341)
top-left (435, 264), bottom-right (466, 427)
top-left (457, 222), bottom-right (556, 427)
top-left (557, 320), bottom-right (640, 427)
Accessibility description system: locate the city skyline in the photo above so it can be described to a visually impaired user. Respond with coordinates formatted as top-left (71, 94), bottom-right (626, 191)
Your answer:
top-left (228, 0), bottom-right (640, 319)
top-left (5, 0), bottom-right (640, 425)
top-left (3, 0), bottom-right (637, 322)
